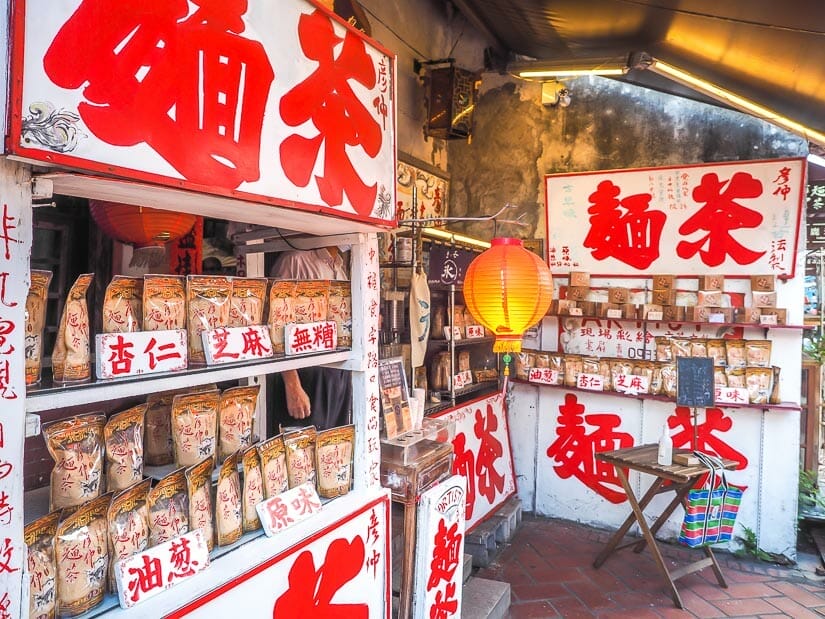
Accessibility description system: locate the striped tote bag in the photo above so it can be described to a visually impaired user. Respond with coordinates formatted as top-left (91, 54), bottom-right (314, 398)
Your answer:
top-left (678, 452), bottom-right (746, 548)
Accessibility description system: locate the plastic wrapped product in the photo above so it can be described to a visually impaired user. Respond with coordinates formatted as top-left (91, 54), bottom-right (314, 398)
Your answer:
top-left (52, 273), bottom-right (94, 384)
top-left (104, 404), bottom-right (146, 492)
top-left (267, 280), bottom-right (296, 354)
top-left (102, 275), bottom-right (143, 333)
top-left (228, 277), bottom-right (267, 327)
top-left (258, 435), bottom-right (289, 498)
top-left (142, 275), bottom-right (186, 332)
top-left (186, 457), bottom-right (215, 552)
top-left (25, 510), bottom-right (60, 619)
top-left (43, 414), bottom-right (106, 510)
top-left (25, 269), bottom-right (52, 387)
top-left (216, 451), bottom-right (243, 546)
top-left (147, 469), bottom-right (188, 547)
top-left (107, 479), bottom-right (151, 593)
top-left (186, 275), bottom-right (232, 365)
top-left (218, 384), bottom-right (260, 461)
top-left (171, 390), bottom-right (220, 467)
top-left (283, 427), bottom-right (318, 489)
top-left (315, 425), bottom-right (355, 498)
top-left (327, 280), bottom-right (352, 347)
top-left (242, 446), bottom-right (264, 532)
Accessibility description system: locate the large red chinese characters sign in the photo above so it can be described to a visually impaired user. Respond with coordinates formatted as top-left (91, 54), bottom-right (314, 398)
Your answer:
top-left (12, 0), bottom-right (397, 225)
top-left (546, 159), bottom-right (804, 277)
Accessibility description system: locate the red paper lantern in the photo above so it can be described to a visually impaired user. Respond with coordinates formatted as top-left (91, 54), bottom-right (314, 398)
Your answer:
top-left (89, 200), bottom-right (197, 267)
top-left (463, 237), bottom-right (553, 353)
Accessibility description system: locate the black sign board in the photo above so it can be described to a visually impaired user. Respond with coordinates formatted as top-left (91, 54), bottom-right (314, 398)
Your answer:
top-left (676, 357), bottom-right (714, 408)
top-left (427, 244), bottom-right (476, 287)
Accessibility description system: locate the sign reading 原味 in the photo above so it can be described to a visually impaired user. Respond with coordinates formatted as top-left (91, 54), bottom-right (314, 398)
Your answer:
top-left (545, 158), bottom-right (805, 277)
top-left (11, 0), bottom-right (397, 225)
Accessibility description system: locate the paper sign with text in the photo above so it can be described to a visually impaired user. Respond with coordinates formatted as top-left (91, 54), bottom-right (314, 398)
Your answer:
top-left (285, 321), bottom-right (338, 356)
top-left (613, 374), bottom-right (650, 395)
top-left (256, 482), bottom-right (323, 536)
top-left (443, 326), bottom-right (462, 341)
top-left (96, 329), bottom-right (188, 379)
top-left (115, 529), bottom-right (210, 609)
top-left (715, 387), bottom-right (750, 405)
top-left (576, 373), bottom-right (604, 391)
top-left (453, 370), bottom-right (473, 390)
top-left (203, 325), bottom-right (274, 365)
top-left (465, 325), bottom-right (485, 339)
top-left (528, 368), bottom-right (559, 385)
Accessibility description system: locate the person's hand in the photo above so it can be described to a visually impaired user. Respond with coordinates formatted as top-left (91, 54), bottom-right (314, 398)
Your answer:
top-left (283, 370), bottom-right (311, 419)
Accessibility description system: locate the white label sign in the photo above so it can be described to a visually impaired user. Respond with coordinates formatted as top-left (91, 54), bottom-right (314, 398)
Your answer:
top-left (708, 312), bottom-right (726, 323)
top-left (443, 326), bottom-right (463, 341)
top-left (759, 314), bottom-right (778, 325)
top-left (96, 329), bottom-right (188, 379)
top-left (285, 321), bottom-right (338, 356)
top-left (256, 482), bottom-right (323, 536)
top-left (466, 325), bottom-right (485, 339)
top-left (453, 370), bottom-right (473, 390)
top-left (715, 386), bottom-right (750, 405)
top-left (613, 373), bottom-right (650, 395)
top-left (115, 530), bottom-right (210, 609)
top-left (202, 324), bottom-right (274, 365)
top-left (528, 367), bottom-right (559, 385)
top-left (576, 373), bottom-right (604, 391)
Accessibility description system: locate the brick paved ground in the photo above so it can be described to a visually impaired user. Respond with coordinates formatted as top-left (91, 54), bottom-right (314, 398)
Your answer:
top-left (476, 514), bottom-right (825, 618)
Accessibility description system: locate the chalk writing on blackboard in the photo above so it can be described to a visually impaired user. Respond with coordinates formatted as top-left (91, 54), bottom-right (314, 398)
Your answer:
top-left (676, 357), bottom-right (715, 407)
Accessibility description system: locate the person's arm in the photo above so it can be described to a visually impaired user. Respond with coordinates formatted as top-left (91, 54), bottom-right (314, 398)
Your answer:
top-left (282, 369), bottom-right (311, 419)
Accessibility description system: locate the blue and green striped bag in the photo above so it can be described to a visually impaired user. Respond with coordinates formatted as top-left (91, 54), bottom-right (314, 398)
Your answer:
top-left (678, 452), bottom-right (745, 548)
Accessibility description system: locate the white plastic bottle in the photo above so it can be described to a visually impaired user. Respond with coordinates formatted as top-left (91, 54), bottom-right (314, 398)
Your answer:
top-left (657, 423), bottom-right (673, 466)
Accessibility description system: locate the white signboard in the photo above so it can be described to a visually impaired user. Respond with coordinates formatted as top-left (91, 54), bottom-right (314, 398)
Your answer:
top-left (576, 373), bottom-right (604, 391)
top-left (465, 325), bottom-right (484, 339)
top-left (413, 476), bottom-right (467, 619)
top-left (452, 370), bottom-right (472, 390)
top-left (431, 392), bottom-right (516, 531)
top-left (528, 367), bottom-right (559, 385)
top-left (546, 158), bottom-right (805, 277)
top-left (715, 386), bottom-right (750, 405)
top-left (170, 495), bottom-right (390, 618)
top-left (613, 373), bottom-right (649, 395)
top-left (95, 329), bottom-right (187, 379)
top-left (115, 530), bottom-right (210, 609)
top-left (285, 320), bottom-right (337, 355)
top-left (202, 325), bottom-right (273, 365)
top-left (12, 0), bottom-right (397, 225)
top-left (256, 482), bottom-right (323, 537)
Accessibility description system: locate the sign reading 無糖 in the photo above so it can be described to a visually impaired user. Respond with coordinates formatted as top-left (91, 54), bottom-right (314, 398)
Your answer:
top-left (285, 321), bottom-right (338, 356)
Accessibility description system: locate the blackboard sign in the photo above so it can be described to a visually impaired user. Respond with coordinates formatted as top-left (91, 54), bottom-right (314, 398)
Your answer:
top-left (427, 244), bottom-right (476, 287)
top-left (676, 357), bottom-right (715, 407)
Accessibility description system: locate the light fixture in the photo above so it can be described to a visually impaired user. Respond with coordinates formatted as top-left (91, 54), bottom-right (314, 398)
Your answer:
top-left (542, 80), bottom-right (571, 107)
top-left (421, 227), bottom-right (491, 249)
top-left (462, 237), bottom-right (553, 353)
top-left (808, 153), bottom-right (825, 169)
top-left (509, 55), bottom-right (630, 79)
top-left (640, 54), bottom-right (825, 147)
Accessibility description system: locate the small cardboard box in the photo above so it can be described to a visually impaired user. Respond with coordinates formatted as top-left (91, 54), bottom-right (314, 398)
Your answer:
top-left (651, 288), bottom-right (676, 306)
top-left (698, 274), bottom-right (724, 291)
top-left (735, 307), bottom-right (762, 324)
top-left (609, 287), bottom-right (630, 304)
top-left (579, 301), bottom-right (598, 316)
top-left (558, 299), bottom-right (578, 315)
top-left (685, 305), bottom-right (712, 321)
top-left (752, 291), bottom-right (777, 307)
top-left (662, 305), bottom-right (685, 321)
top-left (697, 290), bottom-right (723, 306)
top-left (751, 274), bottom-right (775, 292)
top-left (569, 271), bottom-right (590, 287)
top-left (621, 303), bottom-right (639, 319)
top-left (759, 308), bottom-right (787, 325)
top-left (652, 274), bottom-right (675, 290)
top-left (642, 304), bottom-right (663, 319)
top-left (567, 286), bottom-right (590, 301)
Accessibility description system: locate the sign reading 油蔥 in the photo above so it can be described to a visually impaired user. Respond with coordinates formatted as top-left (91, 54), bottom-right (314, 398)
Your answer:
top-left (11, 0), bottom-right (397, 225)
top-left (545, 158), bottom-right (805, 277)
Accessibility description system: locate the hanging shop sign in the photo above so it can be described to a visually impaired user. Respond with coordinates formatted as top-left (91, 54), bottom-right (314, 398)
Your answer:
top-left (427, 244), bottom-right (476, 286)
top-left (168, 494), bottom-right (391, 618)
top-left (545, 158), bottom-right (805, 278)
top-left (431, 392), bottom-right (516, 531)
top-left (96, 329), bottom-right (188, 379)
top-left (10, 0), bottom-right (397, 226)
top-left (413, 475), bottom-right (467, 619)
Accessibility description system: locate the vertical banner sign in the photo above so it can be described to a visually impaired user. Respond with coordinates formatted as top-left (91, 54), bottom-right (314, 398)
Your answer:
top-left (805, 181), bottom-right (825, 276)
top-left (11, 0), bottom-right (397, 226)
top-left (0, 162), bottom-right (31, 619)
top-left (413, 476), bottom-right (466, 619)
top-left (545, 158), bottom-right (805, 277)
top-left (431, 393), bottom-right (516, 531)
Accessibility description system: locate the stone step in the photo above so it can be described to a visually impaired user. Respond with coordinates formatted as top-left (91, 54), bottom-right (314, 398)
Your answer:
top-left (465, 496), bottom-right (524, 567)
top-left (461, 576), bottom-right (510, 619)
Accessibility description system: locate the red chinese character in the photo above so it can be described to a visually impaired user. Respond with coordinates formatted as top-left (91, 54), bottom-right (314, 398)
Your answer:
top-left (210, 328), bottom-right (240, 360)
top-left (364, 547), bottom-right (381, 578)
top-left (291, 327), bottom-right (312, 352)
top-left (0, 274), bottom-right (18, 308)
top-left (0, 319), bottom-right (14, 356)
top-left (127, 555), bottom-right (163, 602)
top-left (0, 205), bottom-right (18, 261)
top-left (669, 407), bottom-right (748, 478)
top-left (279, 10), bottom-right (380, 217)
top-left (0, 360), bottom-right (17, 401)
top-left (242, 327), bottom-right (271, 357)
top-left (0, 461), bottom-right (12, 481)
top-left (168, 536), bottom-right (197, 582)
top-left (474, 404), bottom-right (505, 503)
top-left (107, 335), bottom-right (135, 375)
top-left (583, 180), bottom-right (665, 270)
top-left (290, 486), bottom-right (321, 515)
top-left (0, 538), bottom-right (18, 574)
top-left (44, 1), bottom-right (274, 188)
top-left (0, 492), bottom-right (12, 526)
top-left (0, 592), bottom-right (9, 619)
top-left (144, 337), bottom-right (183, 370)
top-left (451, 433), bottom-right (476, 520)
top-left (366, 509), bottom-right (380, 545)
top-left (430, 583), bottom-right (458, 619)
top-left (266, 496), bottom-right (293, 531)
top-left (546, 393), bottom-right (633, 504)
top-left (427, 519), bottom-right (461, 591)
top-left (273, 537), bottom-right (368, 617)
top-left (677, 172), bottom-right (765, 266)
top-left (312, 322), bottom-right (336, 349)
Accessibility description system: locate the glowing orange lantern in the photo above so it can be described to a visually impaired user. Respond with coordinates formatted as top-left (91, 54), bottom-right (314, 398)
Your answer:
top-left (89, 200), bottom-right (197, 267)
top-left (463, 237), bottom-right (553, 353)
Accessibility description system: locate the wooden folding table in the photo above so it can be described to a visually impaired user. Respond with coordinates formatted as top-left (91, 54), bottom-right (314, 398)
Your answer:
top-left (593, 444), bottom-right (736, 609)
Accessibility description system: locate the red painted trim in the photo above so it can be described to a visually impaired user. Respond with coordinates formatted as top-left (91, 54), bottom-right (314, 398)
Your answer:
top-left (165, 494), bottom-right (391, 618)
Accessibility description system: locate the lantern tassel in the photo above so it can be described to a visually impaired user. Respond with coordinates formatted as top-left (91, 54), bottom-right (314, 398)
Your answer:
top-left (492, 339), bottom-right (522, 353)
top-left (129, 246), bottom-right (168, 269)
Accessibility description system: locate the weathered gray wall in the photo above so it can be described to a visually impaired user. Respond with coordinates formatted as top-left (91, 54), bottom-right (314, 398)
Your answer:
top-left (448, 75), bottom-right (808, 240)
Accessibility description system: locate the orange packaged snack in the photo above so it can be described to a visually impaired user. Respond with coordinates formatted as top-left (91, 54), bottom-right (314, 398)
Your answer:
top-left (186, 457), bottom-right (215, 552)
top-left (43, 413), bottom-right (106, 510)
top-left (25, 269), bottom-right (52, 386)
top-left (218, 384), bottom-right (260, 461)
top-left (147, 468), bottom-right (189, 547)
top-left (25, 510), bottom-right (60, 619)
top-left (315, 425), bottom-right (355, 498)
top-left (52, 273), bottom-right (94, 384)
top-left (258, 435), bottom-right (289, 498)
top-left (216, 451), bottom-right (243, 546)
top-left (107, 479), bottom-right (151, 593)
top-left (283, 427), bottom-right (317, 489)
top-left (172, 390), bottom-right (220, 467)
top-left (228, 277), bottom-right (267, 327)
top-left (186, 275), bottom-right (232, 365)
top-left (104, 404), bottom-right (146, 492)
top-left (142, 275), bottom-right (186, 332)
top-left (242, 446), bottom-right (264, 532)
top-left (267, 280), bottom-right (296, 354)
top-left (102, 275), bottom-right (143, 333)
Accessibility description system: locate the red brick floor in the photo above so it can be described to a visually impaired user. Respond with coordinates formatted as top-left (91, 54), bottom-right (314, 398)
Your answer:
top-left (476, 514), bottom-right (825, 618)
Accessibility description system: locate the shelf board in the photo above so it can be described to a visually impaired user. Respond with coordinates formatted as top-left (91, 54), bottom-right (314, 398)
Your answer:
top-left (25, 350), bottom-right (350, 413)
top-left (428, 336), bottom-right (495, 348)
top-left (429, 380), bottom-right (498, 401)
top-left (547, 314), bottom-right (812, 331)
top-left (512, 378), bottom-right (801, 412)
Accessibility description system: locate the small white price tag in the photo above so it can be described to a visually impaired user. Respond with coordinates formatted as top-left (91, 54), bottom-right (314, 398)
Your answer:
top-left (452, 370), bottom-right (473, 389)
top-left (708, 313), bottom-right (726, 324)
top-left (568, 307), bottom-right (583, 316)
top-left (466, 325), bottom-right (485, 339)
top-left (646, 311), bottom-right (663, 321)
top-left (759, 314), bottom-right (778, 325)
top-left (606, 309), bottom-right (623, 319)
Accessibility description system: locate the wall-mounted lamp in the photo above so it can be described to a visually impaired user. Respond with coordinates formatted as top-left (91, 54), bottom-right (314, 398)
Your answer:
top-left (415, 58), bottom-right (481, 141)
top-left (632, 51), bottom-right (825, 147)
top-left (509, 54), bottom-right (630, 79)
top-left (542, 80), bottom-right (571, 107)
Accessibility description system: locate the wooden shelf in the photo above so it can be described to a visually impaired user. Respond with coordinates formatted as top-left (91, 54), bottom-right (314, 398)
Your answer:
top-left (512, 378), bottom-right (801, 412)
top-left (25, 349), bottom-right (351, 413)
top-left (547, 314), bottom-right (812, 331)
top-left (427, 336), bottom-right (495, 349)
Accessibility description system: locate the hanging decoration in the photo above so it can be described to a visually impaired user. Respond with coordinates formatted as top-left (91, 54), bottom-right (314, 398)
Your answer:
top-left (463, 237), bottom-right (553, 354)
top-left (89, 200), bottom-right (197, 268)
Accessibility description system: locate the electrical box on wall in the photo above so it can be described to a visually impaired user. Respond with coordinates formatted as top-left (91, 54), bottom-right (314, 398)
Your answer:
top-left (423, 64), bottom-right (480, 140)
